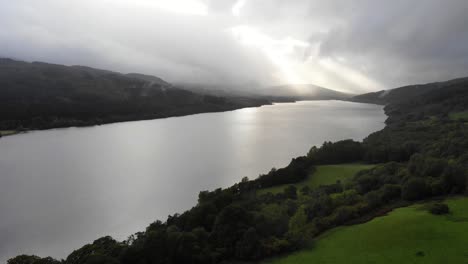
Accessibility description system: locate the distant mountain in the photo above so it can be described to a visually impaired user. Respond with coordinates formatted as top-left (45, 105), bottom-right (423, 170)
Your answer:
top-left (259, 84), bottom-right (353, 101)
top-left (351, 77), bottom-right (468, 105)
top-left (173, 82), bottom-right (259, 98)
top-left (177, 82), bottom-right (352, 102)
top-left (0, 58), bottom-right (269, 132)
top-left (126, 73), bottom-right (170, 87)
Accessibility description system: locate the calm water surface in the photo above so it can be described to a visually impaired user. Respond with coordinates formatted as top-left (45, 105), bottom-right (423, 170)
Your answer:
top-left (0, 100), bottom-right (385, 261)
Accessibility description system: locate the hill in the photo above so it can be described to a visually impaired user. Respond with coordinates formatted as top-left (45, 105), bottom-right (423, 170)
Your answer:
top-left (177, 82), bottom-right (351, 102)
top-left (0, 58), bottom-right (269, 133)
top-left (351, 76), bottom-right (468, 105)
top-left (173, 82), bottom-right (267, 99)
top-left (125, 73), bottom-right (170, 87)
top-left (260, 84), bottom-right (352, 101)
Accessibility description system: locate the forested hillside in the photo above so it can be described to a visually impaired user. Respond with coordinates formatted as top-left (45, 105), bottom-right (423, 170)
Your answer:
top-left (8, 79), bottom-right (468, 264)
top-left (351, 76), bottom-right (468, 105)
top-left (0, 59), bottom-right (269, 133)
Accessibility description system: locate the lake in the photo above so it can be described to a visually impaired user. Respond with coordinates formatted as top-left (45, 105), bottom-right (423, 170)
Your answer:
top-left (0, 100), bottom-right (385, 261)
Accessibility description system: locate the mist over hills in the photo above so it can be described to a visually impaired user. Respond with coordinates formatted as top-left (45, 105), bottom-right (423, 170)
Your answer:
top-left (0, 57), bottom-right (374, 134)
top-left (176, 82), bottom-right (352, 102)
top-left (0, 58), bottom-right (268, 132)
top-left (125, 73), bottom-right (170, 87)
top-left (173, 82), bottom-right (262, 98)
top-left (257, 84), bottom-right (353, 101)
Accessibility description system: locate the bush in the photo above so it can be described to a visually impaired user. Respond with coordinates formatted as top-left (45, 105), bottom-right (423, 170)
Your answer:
top-left (332, 189), bottom-right (362, 207)
top-left (442, 163), bottom-right (466, 193)
top-left (332, 206), bottom-right (356, 225)
top-left (354, 173), bottom-right (380, 194)
top-left (402, 178), bottom-right (430, 201)
top-left (428, 203), bottom-right (450, 215)
top-left (284, 185), bottom-right (297, 200)
top-left (300, 186), bottom-right (311, 195)
top-left (365, 191), bottom-right (382, 209)
top-left (408, 154), bottom-right (447, 177)
top-left (380, 184), bottom-right (401, 202)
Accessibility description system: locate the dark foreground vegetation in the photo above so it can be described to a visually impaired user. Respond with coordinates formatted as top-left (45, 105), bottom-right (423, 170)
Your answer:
top-left (8, 76), bottom-right (468, 263)
top-left (0, 58), bottom-right (269, 134)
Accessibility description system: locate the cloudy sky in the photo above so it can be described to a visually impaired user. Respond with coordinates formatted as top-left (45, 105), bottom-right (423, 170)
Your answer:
top-left (1, 0), bottom-right (468, 93)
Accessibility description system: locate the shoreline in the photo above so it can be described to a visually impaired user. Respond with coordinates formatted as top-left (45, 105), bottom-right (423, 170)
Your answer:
top-left (0, 99), bottom-right (382, 139)
top-left (0, 130), bottom-right (22, 137)
top-left (0, 101), bottom-right (274, 139)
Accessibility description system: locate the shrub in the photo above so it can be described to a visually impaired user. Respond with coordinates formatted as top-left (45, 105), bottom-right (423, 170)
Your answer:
top-left (300, 185), bottom-right (311, 195)
top-left (284, 185), bottom-right (298, 200)
top-left (402, 178), bottom-right (430, 201)
top-left (380, 184), bottom-right (401, 202)
top-left (332, 189), bottom-right (361, 207)
top-left (332, 206), bottom-right (355, 225)
top-left (365, 191), bottom-right (382, 209)
top-left (354, 173), bottom-right (380, 194)
top-left (428, 203), bottom-right (450, 215)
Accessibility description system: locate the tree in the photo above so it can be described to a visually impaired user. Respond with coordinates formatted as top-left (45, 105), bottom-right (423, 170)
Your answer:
top-left (442, 162), bottom-right (466, 193)
top-left (66, 236), bottom-right (124, 264)
top-left (235, 227), bottom-right (260, 260)
top-left (354, 173), bottom-right (380, 194)
top-left (283, 185), bottom-right (297, 200)
top-left (309, 140), bottom-right (364, 164)
top-left (380, 184), bottom-right (401, 202)
top-left (332, 206), bottom-right (355, 225)
top-left (7, 255), bottom-right (61, 264)
top-left (8, 255), bottom-right (42, 264)
top-left (365, 191), bottom-right (382, 209)
top-left (212, 205), bottom-right (252, 255)
top-left (300, 185), bottom-right (311, 195)
top-left (288, 206), bottom-right (309, 244)
top-left (402, 178), bottom-right (429, 201)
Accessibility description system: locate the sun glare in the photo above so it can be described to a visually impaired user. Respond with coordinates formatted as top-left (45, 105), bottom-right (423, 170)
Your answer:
top-left (232, 0), bottom-right (247, 17)
top-left (318, 58), bottom-right (384, 92)
top-left (230, 25), bottom-right (310, 85)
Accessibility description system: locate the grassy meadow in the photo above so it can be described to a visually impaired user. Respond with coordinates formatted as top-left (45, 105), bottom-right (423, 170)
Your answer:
top-left (449, 111), bottom-right (468, 121)
top-left (0, 130), bottom-right (18, 137)
top-left (258, 164), bottom-right (375, 195)
top-left (265, 197), bottom-right (468, 264)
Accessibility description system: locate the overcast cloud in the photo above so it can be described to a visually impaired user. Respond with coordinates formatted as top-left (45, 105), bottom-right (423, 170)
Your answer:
top-left (1, 0), bottom-right (468, 93)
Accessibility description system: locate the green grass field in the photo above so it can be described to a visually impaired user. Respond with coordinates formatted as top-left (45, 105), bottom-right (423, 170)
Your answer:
top-left (265, 197), bottom-right (468, 264)
top-left (258, 164), bottom-right (375, 195)
top-left (0, 130), bottom-right (18, 137)
top-left (449, 111), bottom-right (468, 121)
